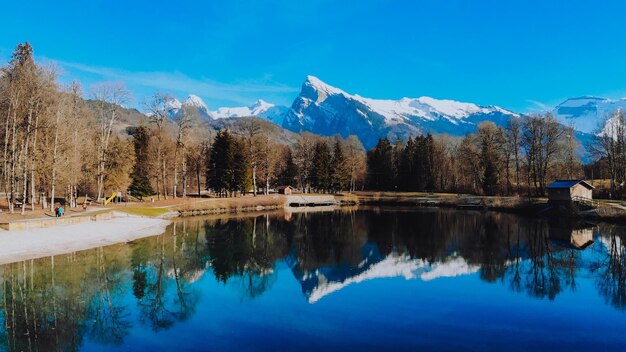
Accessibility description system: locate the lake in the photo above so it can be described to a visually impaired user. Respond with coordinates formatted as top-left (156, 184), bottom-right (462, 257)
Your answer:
top-left (1, 207), bottom-right (625, 351)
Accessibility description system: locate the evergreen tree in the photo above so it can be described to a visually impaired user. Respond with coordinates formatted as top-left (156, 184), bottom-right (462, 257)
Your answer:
top-left (128, 126), bottom-right (153, 199)
top-left (207, 130), bottom-right (235, 196)
top-left (207, 130), bottom-right (251, 196)
top-left (231, 138), bottom-right (251, 195)
top-left (311, 140), bottom-right (332, 192)
top-left (366, 138), bottom-right (395, 190)
top-left (396, 138), bottom-right (415, 190)
top-left (331, 139), bottom-right (349, 192)
top-left (277, 148), bottom-right (298, 186)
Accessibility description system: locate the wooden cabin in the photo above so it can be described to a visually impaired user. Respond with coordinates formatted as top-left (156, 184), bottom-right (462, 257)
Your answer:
top-left (277, 186), bottom-right (293, 195)
top-left (547, 180), bottom-right (594, 203)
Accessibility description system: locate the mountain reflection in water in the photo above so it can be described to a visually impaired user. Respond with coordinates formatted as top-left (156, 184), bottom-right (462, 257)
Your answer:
top-left (0, 207), bottom-right (625, 351)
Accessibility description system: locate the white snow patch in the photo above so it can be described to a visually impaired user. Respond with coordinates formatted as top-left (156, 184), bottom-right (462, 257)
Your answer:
top-left (0, 213), bottom-right (170, 265)
top-left (419, 256), bottom-right (480, 281)
top-left (307, 253), bottom-right (479, 303)
top-left (213, 99), bottom-right (277, 118)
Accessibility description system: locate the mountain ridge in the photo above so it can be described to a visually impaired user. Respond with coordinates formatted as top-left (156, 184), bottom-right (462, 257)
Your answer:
top-left (156, 75), bottom-right (614, 153)
top-left (282, 76), bottom-right (519, 148)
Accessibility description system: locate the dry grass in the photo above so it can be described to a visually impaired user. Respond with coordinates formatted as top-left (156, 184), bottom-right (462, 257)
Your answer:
top-left (335, 192), bottom-right (360, 204)
top-left (117, 207), bottom-right (171, 217)
top-left (351, 191), bottom-right (540, 211)
top-left (171, 195), bottom-right (286, 215)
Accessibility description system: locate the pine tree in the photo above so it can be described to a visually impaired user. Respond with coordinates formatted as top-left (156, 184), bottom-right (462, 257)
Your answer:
top-left (331, 139), bottom-right (349, 192)
top-left (207, 130), bottom-right (235, 196)
top-left (366, 138), bottom-right (394, 190)
top-left (277, 147), bottom-right (298, 186)
top-left (231, 138), bottom-right (251, 195)
top-left (311, 140), bottom-right (332, 192)
top-left (129, 126), bottom-right (154, 199)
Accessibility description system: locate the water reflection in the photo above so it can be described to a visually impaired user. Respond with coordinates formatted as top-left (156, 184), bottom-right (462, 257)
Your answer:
top-left (0, 207), bottom-right (625, 350)
top-left (593, 225), bottom-right (626, 310)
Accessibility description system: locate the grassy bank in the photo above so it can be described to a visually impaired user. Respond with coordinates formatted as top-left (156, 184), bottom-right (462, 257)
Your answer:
top-left (351, 191), bottom-right (626, 223)
top-left (168, 195), bottom-right (286, 216)
top-left (351, 191), bottom-right (542, 212)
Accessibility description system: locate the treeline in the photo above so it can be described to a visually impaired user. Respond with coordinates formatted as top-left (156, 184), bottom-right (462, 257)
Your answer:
top-left (588, 110), bottom-right (626, 199)
top-left (204, 129), bottom-right (365, 197)
top-left (366, 116), bottom-right (583, 196)
top-left (0, 42), bottom-right (367, 214)
top-left (0, 43), bottom-right (137, 213)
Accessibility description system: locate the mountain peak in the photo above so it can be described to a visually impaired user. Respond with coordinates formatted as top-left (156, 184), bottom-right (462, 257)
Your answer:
top-left (302, 75), bottom-right (348, 101)
top-left (183, 94), bottom-right (209, 111)
top-left (305, 75), bottom-right (324, 85)
top-left (165, 97), bottom-right (182, 111)
top-left (250, 99), bottom-right (272, 110)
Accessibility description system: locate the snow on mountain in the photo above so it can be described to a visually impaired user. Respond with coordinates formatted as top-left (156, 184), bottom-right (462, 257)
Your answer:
top-left (304, 252), bottom-right (480, 303)
top-left (552, 96), bottom-right (626, 134)
top-left (166, 95), bottom-right (287, 124)
top-left (282, 76), bottom-right (519, 149)
top-left (182, 94), bottom-right (214, 120)
top-left (213, 99), bottom-right (288, 125)
top-left (165, 97), bottom-right (182, 111)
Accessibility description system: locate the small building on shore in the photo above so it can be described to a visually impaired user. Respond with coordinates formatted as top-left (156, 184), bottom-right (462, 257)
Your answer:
top-left (277, 186), bottom-right (294, 195)
top-left (547, 180), bottom-right (594, 203)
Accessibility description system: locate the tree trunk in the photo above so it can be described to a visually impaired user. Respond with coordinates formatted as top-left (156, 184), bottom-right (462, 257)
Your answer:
top-left (161, 157), bottom-right (168, 200)
top-left (21, 105), bottom-right (34, 215)
top-left (252, 163), bottom-right (257, 196)
top-left (50, 105), bottom-right (61, 211)
top-left (196, 167), bottom-right (201, 197)
top-left (182, 155), bottom-right (188, 198)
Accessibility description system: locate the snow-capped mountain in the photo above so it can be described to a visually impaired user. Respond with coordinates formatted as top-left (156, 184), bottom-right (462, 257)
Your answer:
top-left (552, 96), bottom-right (626, 134)
top-left (282, 76), bottom-right (519, 149)
top-left (166, 95), bottom-right (287, 124)
top-left (165, 97), bottom-right (182, 112)
top-left (182, 94), bottom-right (215, 120)
top-left (213, 99), bottom-right (288, 125)
top-left (160, 77), bottom-right (619, 155)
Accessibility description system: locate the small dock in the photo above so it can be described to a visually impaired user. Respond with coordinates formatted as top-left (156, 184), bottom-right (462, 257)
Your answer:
top-left (285, 195), bottom-right (337, 207)
top-left (456, 204), bottom-right (484, 210)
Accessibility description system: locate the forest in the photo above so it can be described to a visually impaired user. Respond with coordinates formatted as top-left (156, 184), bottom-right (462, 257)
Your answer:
top-left (1, 42), bottom-right (625, 215)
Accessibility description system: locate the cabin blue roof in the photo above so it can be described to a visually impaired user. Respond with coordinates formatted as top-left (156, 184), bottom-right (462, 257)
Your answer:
top-left (547, 180), bottom-right (595, 190)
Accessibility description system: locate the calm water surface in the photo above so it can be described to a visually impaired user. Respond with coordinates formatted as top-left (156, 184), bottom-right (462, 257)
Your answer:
top-left (1, 207), bottom-right (625, 351)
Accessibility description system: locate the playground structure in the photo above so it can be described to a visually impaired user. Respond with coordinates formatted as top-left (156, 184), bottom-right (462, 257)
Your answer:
top-left (104, 192), bottom-right (122, 205)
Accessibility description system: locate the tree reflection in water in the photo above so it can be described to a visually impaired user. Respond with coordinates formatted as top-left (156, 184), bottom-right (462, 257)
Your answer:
top-left (0, 207), bottom-right (623, 350)
top-left (132, 222), bottom-right (203, 330)
top-left (592, 225), bottom-right (626, 310)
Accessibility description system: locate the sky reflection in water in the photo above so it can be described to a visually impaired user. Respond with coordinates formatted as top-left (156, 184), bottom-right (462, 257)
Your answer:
top-left (1, 207), bottom-right (625, 351)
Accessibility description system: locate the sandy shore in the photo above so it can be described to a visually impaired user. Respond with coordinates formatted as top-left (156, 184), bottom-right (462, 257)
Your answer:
top-left (0, 212), bottom-right (170, 265)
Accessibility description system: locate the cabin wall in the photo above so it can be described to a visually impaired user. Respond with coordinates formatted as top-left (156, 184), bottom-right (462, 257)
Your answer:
top-left (548, 184), bottom-right (593, 202)
top-left (547, 188), bottom-right (571, 201)
top-left (571, 184), bottom-right (592, 200)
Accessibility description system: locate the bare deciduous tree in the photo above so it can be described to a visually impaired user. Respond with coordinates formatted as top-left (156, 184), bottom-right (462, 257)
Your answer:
top-left (92, 82), bottom-right (130, 201)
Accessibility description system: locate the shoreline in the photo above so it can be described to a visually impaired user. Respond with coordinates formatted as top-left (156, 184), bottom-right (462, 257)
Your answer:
top-left (0, 212), bottom-right (170, 265)
top-left (1, 192), bottom-right (624, 265)
top-left (351, 191), bottom-right (626, 224)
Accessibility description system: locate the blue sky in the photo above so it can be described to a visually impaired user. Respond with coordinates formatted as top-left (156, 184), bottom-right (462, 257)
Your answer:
top-left (2, 0), bottom-right (626, 112)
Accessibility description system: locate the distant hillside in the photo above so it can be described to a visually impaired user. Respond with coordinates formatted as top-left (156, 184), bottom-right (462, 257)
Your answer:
top-left (86, 99), bottom-right (304, 146)
top-left (84, 99), bottom-right (149, 138)
top-left (206, 116), bottom-right (300, 145)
